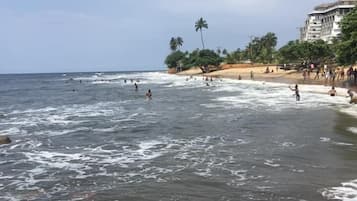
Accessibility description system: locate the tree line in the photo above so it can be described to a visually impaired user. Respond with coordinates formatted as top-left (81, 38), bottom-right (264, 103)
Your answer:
top-left (165, 8), bottom-right (357, 71)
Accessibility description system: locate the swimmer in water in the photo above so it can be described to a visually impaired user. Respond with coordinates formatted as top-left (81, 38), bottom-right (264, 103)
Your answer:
top-left (289, 84), bottom-right (300, 101)
top-left (146, 89), bottom-right (152, 100)
top-left (134, 83), bottom-right (138, 91)
top-left (328, 86), bottom-right (337, 96)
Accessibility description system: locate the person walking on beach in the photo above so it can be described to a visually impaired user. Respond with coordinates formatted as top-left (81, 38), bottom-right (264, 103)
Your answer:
top-left (347, 66), bottom-right (353, 81)
top-left (302, 70), bottom-right (307, 81)
top-left (250, 71), bottom-right (254, 80)
top-left (340, 68), bottom-right (345, 80)
top-left (289, 84), bottom-right (300, 101)
top-left (314, 68), bottom-right (320, 80)
top-left (146, 89), bottom-right (152, 100)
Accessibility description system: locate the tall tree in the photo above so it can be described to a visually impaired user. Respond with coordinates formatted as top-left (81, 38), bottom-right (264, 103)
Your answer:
top-left (176, 37), bottom-right (184, 50)
top-left (261, 32), bottom-right (277, 63)
top-left (336, 8), bottom-right (357, 65)
top-left (170, 37), bottom-right (177, 51)
top-left (195, 17), bottom-right (208, 49)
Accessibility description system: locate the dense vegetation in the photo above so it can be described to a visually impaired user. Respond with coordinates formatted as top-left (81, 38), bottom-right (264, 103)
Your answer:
top-left (336, 7), bottom-right (357, 66)
top-left (165, 9), bottom-right (357, 70)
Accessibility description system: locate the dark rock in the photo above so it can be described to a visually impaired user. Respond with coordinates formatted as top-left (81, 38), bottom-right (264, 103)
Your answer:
top-left (0, 136), bottom-right (11, 144)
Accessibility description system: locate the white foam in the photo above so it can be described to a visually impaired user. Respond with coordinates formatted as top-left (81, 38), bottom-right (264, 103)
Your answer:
top-left (347, 127), bottom-right (357, 134)
top-left (340, 106), bottom-right (357, 119)
top-left (194, 168), bottom-right (212, 177)
top-left (24, 151), bottom-right (89, 171)
top-left (333, 142), bottom-right (354, 146)
top-left (35, 127), bottom-right (89, 137)
top-left (281, 142), bottom-right (296, 147)
top-left (264, 159), bottom-right (281, 168)
top-left (198, 78), bottom-right (353, 112)
top-left (322, 179), bottom-right (357, 201)
top-left (1, 101), bottom-right (127, 135)
top-left (320, 137), bottom-right (331, 142)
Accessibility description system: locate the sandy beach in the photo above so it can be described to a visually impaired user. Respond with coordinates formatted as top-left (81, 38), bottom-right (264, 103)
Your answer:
top-left (177, 64), bottom-right (357, 91)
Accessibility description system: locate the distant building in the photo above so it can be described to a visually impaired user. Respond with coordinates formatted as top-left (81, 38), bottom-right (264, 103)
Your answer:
top-left (300, 0), bottom-right (356, 43)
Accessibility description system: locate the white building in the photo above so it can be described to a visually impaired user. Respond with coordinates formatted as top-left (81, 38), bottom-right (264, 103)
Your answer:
top-left (300, 0), bottom-right (356, 43)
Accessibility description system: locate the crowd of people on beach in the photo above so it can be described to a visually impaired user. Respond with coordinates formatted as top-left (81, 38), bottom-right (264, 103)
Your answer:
top-left (302, 65), bottom-right (357, 85)
top-left (295, 64), bottom-right (357, 103)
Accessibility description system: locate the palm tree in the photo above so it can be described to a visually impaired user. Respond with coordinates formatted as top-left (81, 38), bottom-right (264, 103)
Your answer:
top-left (262, 32), bottom-right (277, 63)
top-left (176, 37), bottom-right (184, 50)
top-left (222, 49), bottom-right (228, 55)
top-left (195, 17), bottom-right (208, 49)
top-left (170, 37), bottom-right (177, 51)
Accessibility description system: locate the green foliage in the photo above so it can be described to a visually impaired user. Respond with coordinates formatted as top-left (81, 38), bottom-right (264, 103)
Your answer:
top-left (246, 32), bottom-right (277, 63)
top-left (195, 17), bottom-right (208, 32)
top-left (277, 40), bottom-right (334, 64)
top-left (194, 49), bottom-right (222, 66)
top-left (277, 40), bottom-right (301, 63)
top-left (169, 37), bottom-right (184, 51)
top-left (220, 32), bottom-right (277, 64)
top-left (164, 51), bottom-right (185, 68)
top-left (181, 49), bottom-right (200, 68)
top-left (170, 37), bottom-right (177, 51)
top-left (167, 49), bottom-right (222, 68)
top-left (176, 37), bottom-right (183, 49)
top-left (336, 8), bottom-right (357, 65)
top-left (223, 48), bottom-right (246, 64)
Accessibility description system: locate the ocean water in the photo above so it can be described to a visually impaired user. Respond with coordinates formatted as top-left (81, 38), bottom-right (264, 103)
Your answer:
top-left (0, 71), bottom-right (357, 201)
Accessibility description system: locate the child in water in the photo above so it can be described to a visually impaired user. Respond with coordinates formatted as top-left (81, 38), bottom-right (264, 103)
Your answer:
top-left (289, 84), bottom-right (300, 101)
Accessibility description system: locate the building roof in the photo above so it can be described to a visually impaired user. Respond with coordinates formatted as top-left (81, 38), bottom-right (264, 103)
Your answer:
top-left (314, 0), bottom-right (357, 11)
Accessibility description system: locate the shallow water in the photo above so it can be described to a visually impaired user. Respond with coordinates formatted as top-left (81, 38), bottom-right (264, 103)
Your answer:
top-left (0, 72), bottom-right (357, 201)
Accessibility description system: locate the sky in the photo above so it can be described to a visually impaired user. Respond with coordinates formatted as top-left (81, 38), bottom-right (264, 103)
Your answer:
top-left (0, 0), bottom-right (326, 74)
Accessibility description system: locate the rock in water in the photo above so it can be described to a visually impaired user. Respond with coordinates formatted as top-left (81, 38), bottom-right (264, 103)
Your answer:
top-left (0, 136), bottom-right (11, 144)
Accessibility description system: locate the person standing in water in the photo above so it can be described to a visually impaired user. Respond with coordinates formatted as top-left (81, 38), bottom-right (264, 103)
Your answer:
top-left (328, 86), bottom-right (337, 96)
top-left (289, 84), bottom-right (300, 101)
top-left (146, 89), bottom-right (152, 100)
top-left (134, 83), bottom-right (138, 91)
top-left (347, 89), bottom-right (357, 104)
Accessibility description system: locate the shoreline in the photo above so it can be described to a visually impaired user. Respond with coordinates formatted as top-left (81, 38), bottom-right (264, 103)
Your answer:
top-left (175, 66), bottom-right (357, 92)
